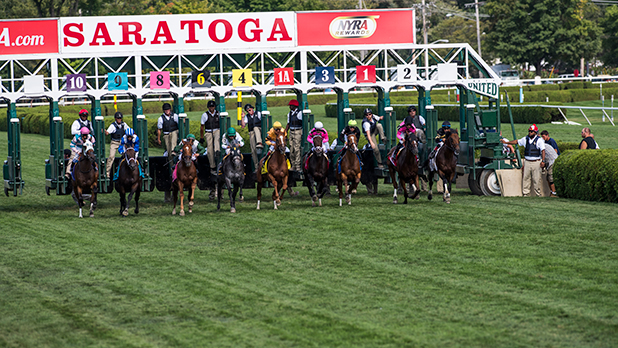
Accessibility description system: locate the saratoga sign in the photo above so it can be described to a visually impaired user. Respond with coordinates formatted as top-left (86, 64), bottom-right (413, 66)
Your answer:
top-left (59, 12), bottom-right (295, 54)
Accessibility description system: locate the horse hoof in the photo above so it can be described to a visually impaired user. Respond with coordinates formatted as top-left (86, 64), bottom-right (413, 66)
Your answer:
top-left (319, 199), bottom-right (322, 207)
top-left (135, 209), bottom-right (139, 214)
top-left (172, 209), bottom-right (176, 215)
top-left (230, 208), bottom-right (236, 213)
top-left (352, 189), bottom-right (357, 194)
top-left (240, 196), bottom-right (244, 202)
top-left (180, 210), bottom-right (185, 216)
top-left (89, 213), bottom-right (94, 218)
top-left (189, 201), bottom-right (194, 207)
top-left (312, 201), bottom-right (316, 207)
top-left (122, 210), bottom-right (128, 217)
top-left (393, 199), bottom-right (398, 204)
top-left (276, 199), bottom-right (281, 206)
top-left (428, 194), bottom-right (433, 201)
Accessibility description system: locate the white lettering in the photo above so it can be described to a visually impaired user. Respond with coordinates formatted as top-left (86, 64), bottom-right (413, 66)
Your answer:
top-left (13, 34), bottom-right (45, 47)
top-left (0, 28), bottom-right (10, 47)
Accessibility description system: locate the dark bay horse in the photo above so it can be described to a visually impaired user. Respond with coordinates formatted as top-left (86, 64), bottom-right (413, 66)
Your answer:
top-left (173, 140), bottom-right (198, 216)
top-left (217, 141), bottom-right (245, 213)
top-left (337, 133), bottom-right (361, 206)
top-left (303, 134), bottom-right (329, 207)
top-left (72, 141), bottom-right (98, 218)
top-left (387, 131), bottom-right (420, 204)
top-left (428, 129), bottom-right (460, 203)
top-left (115, 147), bottom-right (141, 216)
top-left (256, 132), bottom-right (289, 210)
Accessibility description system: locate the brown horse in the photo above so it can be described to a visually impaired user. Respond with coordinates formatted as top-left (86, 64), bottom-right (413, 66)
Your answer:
top-left (72, 141), bottom-right (98, 218)
top-left (303, 134), bottom-right (329, 207)
top-left (115, 147), bottom-right (142, 216)
top-left (172, 140), bottom-right (198, 216)
top-left (387, 131), bottom-right (420, 204)
top-left (427, 129), bottom-right (460, 203)
top-left (337, 133), bottom-right (361, 206)
top-left (256, 131), bottom-right (289, 210)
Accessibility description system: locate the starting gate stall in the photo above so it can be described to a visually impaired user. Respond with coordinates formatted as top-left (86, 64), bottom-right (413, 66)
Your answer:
top-left (1, 9), bottom-right (512, 196)
top-left (3, 99), bottom-right (24, 196)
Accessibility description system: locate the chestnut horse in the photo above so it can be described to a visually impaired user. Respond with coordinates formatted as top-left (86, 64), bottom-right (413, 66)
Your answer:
top-left (115, 147), bottom-right (141, 216)
top-left (303, 134), bottom-right (329, 207)
top-left (428, 129), bottom-right (460, 203)
top-left (337, 133), bottom-right (361, 206)
top-left (172, 140), bottom-right (198, 216)
top-left (387, 131), bottom-right (420, 204)
top-left (72, 141), bottom-right (98, 218)
top-left (217, 140), bottom-right (245, 213)
top-left (256, 131), bottom-right (289, 210)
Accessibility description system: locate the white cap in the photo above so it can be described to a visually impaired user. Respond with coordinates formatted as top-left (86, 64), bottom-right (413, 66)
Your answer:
top-left (314, 121), bottom-right (323, 130)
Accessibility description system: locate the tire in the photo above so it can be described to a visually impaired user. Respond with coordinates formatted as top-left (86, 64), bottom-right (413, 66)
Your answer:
top-left (479, 169), bottom-right (501, 196)
top-left (468, 169), bottom-right (483, 196)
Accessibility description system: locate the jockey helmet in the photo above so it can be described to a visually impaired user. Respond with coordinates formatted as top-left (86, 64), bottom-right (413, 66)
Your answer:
top-left (363, 108), bottom-right (372, 116)
top-left (404, 116), bottom-right (414, 126)
top-left (79, 109), bottom-right (89, 117)
top-left (80, 127), bottom-right (90, 135)
top-left (442, 121), bottom-right (451, 129)
top-left (244, 104), bottom-right (254, 111)
top-left (529, 124), bottom-right (538, 132)
top-left (314, 121), bottom-right (324, 130)
top-left (114, 112), bottom-right (123, 119)
top-left (407, 105), bottom-right (417, 113)
top-left (288, 99), bottom-right (299, 107)
top-left (162, 103), bottom-right (172, 110)
top-left (348, 119), bottom-right (358, 126)
top-left (187, 134), bottom-right (196, 140)
top-left (273, 121), bottom-right (283, 129)
top-left (125, 128), bottom-right (134, 137)
top-left (207, 100), bottom-right (216, 108)
top-left (227, 127), bottom-right (236, 137)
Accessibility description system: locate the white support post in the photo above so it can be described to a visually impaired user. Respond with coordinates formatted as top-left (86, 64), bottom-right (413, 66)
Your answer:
top-left (557, 108), bottom-right (569, 123)
top-left (300, 51), bottom-right (308, 85)
top-left (602, 110), bottom-right (615, 126)
top-left (135, 55), bottom-right (142, 90)
top-left (51, 58), bottom-right (59, 93)
top-left (579, 108), bottom-right (591, 126)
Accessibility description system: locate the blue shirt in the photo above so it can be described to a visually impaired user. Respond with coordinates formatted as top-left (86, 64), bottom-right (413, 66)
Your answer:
top-left (546, 137), bottom-right (560, 155)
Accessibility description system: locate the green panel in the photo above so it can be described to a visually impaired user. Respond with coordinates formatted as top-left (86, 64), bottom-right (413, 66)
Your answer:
top-left (481, 110), bottom-right (498, 128)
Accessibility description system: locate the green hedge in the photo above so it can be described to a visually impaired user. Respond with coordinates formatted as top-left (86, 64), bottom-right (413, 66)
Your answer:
top-left (324, 103), bottom-right (559, 124)
top-left (554, 149), bottom-right (618, 202)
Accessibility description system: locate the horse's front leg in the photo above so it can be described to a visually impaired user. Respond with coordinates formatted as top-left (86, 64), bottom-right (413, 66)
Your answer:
top-left (317, 177), bottom-right (327, 207)
top-left (410, 174), bottom-right (421, 200)
top-left (124, 184), bottom-right (137, 216)
top-left (337, 175), bottom-right (345, 206)
top-left (390, 168), bottom-right (399, 204)
top-left (307, 174), bottom-right (317, 207)
top-left (231, 182), bottom-right (239, 213)
top-left (76, 186), bottom-right (84, 218)
top-left (401, 177), bottom-right (409, 205)
top-left (178, 182), bottom-right (186, 216)
top-left (270, 175), bottom-right (279, 210)
top-left (172, 184), bottom-right (178, 215)
top-left (119, 187), bottom-right (127, 216)
top-left (89, 183), bottom-right (98, 217)
top-left (256, 175), bottom-right (263, 210)
top-left (440, 172), bottom-right (450, 203)
top-left (427, 171), bottom-right (434, 201)
top-left (189, 177), bottom-right (197, 213)
top-left (134, 188), bottom-right (140, 214)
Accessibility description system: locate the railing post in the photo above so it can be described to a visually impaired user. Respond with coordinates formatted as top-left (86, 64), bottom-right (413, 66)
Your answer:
top-left (4, 102), bottom-right (24, 196)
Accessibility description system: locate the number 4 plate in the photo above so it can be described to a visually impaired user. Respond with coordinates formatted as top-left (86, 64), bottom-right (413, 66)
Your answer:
top-left (232, 69), bottom-right (252, 87)
top-left (397, 64), bottom-right (417, 82)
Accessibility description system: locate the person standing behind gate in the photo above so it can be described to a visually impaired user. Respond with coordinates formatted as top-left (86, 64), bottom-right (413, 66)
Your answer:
top-left (541, 135), bottom-right (559, 197)
top-left (540, 130), bottom-right (560, 155)
top-left (362, 108), bottom-right (384, 168)
top-left (285, 99), bottom-right (303, 171)
top-left (241, 104), bottom-right (263, 173)
top-left (408, 106), bottom-right (425, 151)
top-left (502, 124), bottom-right (546, 197)
top-left (105, 112), bottom-right (127, 178)
top-left (200, 100), bottom-right (221, 175)
top-left (156, 103), bottom-right (179, 163)
top-left (71, 109), bottom-right (93, 136)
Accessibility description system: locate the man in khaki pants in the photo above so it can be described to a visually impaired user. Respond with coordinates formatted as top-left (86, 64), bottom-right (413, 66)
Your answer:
top-left (105, 112), bottom-right (127, 178)
top-left (502, 124), bottom-right (546, 197)
top-left (200, 100), bottom-right (221, 199)
top-left (156, 103), bottom-right (179, 202)
top-left (285, 99), bottom-right (303, 171)
top-left (241, 104), bottom-right (263, 173)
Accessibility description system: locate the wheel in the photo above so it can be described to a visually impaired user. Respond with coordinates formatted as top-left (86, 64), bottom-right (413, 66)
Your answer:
top-left (479, 169), bottom-right (501, 196)
top-left (4, 188), bottom-right (8, 197)
top-left (468, 169), bottom-right (483, 196)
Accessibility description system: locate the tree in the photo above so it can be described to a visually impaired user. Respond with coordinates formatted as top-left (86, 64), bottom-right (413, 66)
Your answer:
top-left (601, 5), bottom-right (618, 67)
top-left (485, 0), bottom-right (601, 74)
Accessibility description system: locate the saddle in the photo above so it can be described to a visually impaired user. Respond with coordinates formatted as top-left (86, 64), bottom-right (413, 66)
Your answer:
top-left (389, 146), bottom-right (419, 169)
top-left (218, 153), bottom-right (245, 176)
top-left (304, 151), bottom-right (329, 171)
top-left (337, 151), bottom-right (363, 174)
top-left (261, 152), bottom-right (291, 175)
top-left (113, 157), bottom-right (144, 181)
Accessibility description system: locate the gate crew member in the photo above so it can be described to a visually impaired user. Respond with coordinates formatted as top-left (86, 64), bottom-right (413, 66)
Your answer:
top-left (502, 124), bottom-right (546, 197)
top-left (156, 102), bottom-right (179, 163)
top-left (66, 127), bottom-right (96, 178)
top-left (71, 109), bottom-right (93, 136)
top-left (241, 104), bottom-right (263, 173)
top-left (105, 112), bottom-right (127, 178)
top-left (362, 108), bottom-right (384, 168)
top-left (200, 100), bottom-right (221, 175)
top-left (285, 99), bottom-right (303, 171)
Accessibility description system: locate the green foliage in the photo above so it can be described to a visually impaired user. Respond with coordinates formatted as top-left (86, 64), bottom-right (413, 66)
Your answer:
top-left (601, 5), bottom-right (618, 68)
top-left (554, 149), bottom-right (618, 202)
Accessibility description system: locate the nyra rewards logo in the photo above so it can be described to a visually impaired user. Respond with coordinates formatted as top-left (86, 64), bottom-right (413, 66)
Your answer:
top-left (329, 16), bottom-right (379, 39)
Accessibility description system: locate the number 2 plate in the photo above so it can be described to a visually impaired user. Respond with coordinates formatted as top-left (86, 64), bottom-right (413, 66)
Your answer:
top-left (397, 64), bottom-right (417, 82)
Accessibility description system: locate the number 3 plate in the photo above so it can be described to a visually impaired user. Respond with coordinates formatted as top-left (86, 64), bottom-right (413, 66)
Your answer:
top-left (397, 64), bottom-right (417, 82)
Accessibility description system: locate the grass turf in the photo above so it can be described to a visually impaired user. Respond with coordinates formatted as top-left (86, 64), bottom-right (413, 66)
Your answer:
top-left (0, 131), bottom-right (617, 347)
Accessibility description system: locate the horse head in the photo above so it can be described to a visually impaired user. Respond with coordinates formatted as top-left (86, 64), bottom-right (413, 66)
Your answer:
top-left (83, 141), bottom-right (96, 163)
top-left (181, 140), bottom-right (193, 167)
top-left (275, 132), bottom-right (287, 154)
top-left (313, 134), bottom-right (324, 155)
top-left (346, 134), bottom-right (358, 154)
top-left (404, 131), bottom-right (418, 155)
top-left (124, 147), bottom-right (137, 170)
top-left (446, 129), bottom-right (460, 157)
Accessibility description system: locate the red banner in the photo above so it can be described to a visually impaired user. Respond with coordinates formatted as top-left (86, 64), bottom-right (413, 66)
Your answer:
top-left (0, 19), bottom-right (59, 55)
top-left (296, 10), bottom-right (415, 46)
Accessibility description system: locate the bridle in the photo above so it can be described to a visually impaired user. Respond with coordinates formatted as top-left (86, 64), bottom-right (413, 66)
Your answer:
top-left (444, 131), bottom-right (460, 157)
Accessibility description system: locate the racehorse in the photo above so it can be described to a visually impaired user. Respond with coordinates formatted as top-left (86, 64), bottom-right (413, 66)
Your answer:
top-left (303, 134), bottom-right (329, 207)
top-left (427, 129), bottom-right (460, 203)
top-left (387, 131), bottom-right (420, 204)
top-left (217, 141), bottom-right (245, 213)
top-left (337, 133), bottom-right (362, 206)
top-left (256, 131), bottom-right (289, 210)
top-left (72, 141), bottom-right (98, 218)
top-left (115, 147), bottom-right (141, 216)
top-left (172, 140), bottom-right (198, 216)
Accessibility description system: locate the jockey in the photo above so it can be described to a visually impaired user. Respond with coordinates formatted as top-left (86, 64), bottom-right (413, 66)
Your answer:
top-left (265, 121), bottom-right (289, 154)
top-left (118, 128), bottom-right (139, 157)
top-left (307, 121), bottom-right (330, 152)
top-left (389, 116), bottom-right (417, 163)
top-left (66, 127), bottom-right (96, 178)
top-left (173, 134), bottom-right (205, 164)
top-left (428, 121), bottom-right (451, 160)
top-left (221, 127), bottom-right (245, 155)
top-left (335, 119), bottom-right (361, 154)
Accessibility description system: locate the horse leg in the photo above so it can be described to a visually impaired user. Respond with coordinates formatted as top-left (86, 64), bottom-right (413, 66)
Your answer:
top-left (119, 187), bottom-right (127, 216)
top-left (179, 182), bottom-right (186, 216)
top-left (280, 175), bottom-right (288, 205)
top-left (271, 178), bottom-right (279, 210)
top-left (189, 178), bottom-right (197, 213)
top-left (256, 176), bottom-right (262, 210)
top-left (402, 177), bottom-right (409, 205)
top-left (307, 174), bottom-right (317, 207)
top-left (217, 177), bottom-right (223, 211)
top-left (410, 175), bottom-right (421, 200)
top-left (89, 183), bottom-right (97, 218)
top-left (318, 177), bottom-right (327, 207)
top-left (134, 188), bottom-right (140, 214)
top-left (172, 184), bottom-right (178, 215)
top-left (440, 172), bottom-right (450, 203)
top-left (349, 173), bottom-right (361, 205)
top-left (337, 175), bottom-right (344, 206)
top-left (390, 167), bottom-right (398, 204)
top-left (231, 182), bottom-right (239, 213)
top-left (427, 171), bottom-right (434, 201)
top-left (76, 186), bottom-right (84, 218)
top-left (125, 185), bottom-right (136, 217)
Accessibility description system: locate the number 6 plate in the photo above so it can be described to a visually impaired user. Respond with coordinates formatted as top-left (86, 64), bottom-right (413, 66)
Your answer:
top-left (397, 64), bottom-right (417, 82)
top-left (191, 70), bottom-right (211, 88)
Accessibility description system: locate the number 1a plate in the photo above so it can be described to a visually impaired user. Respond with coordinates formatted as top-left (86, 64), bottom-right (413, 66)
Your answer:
top-left (397, 64), bottom-right (417, 82)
